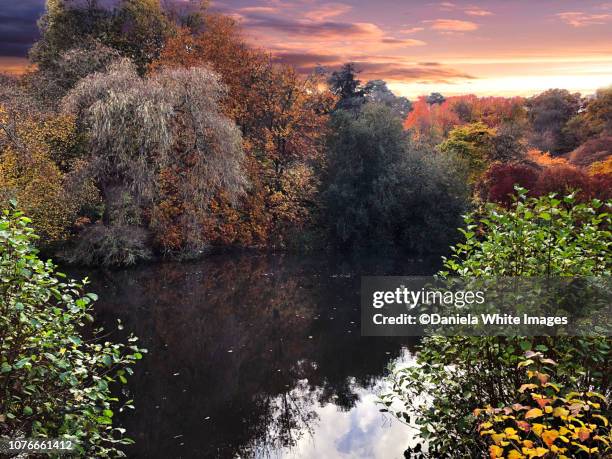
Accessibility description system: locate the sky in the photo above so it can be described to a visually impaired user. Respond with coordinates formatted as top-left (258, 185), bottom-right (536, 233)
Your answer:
top-left (1, 0), bottom-right (611, 98)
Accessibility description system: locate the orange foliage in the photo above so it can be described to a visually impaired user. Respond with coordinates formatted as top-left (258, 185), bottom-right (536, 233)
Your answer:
top-left (151, 16), bottom-right (334, 248)
top-left (588, 156), bottom-right (612, 176)
top-left (404, 94), bottom-right (526, 143)
top-left (526, 149), bottom-right (569, 167)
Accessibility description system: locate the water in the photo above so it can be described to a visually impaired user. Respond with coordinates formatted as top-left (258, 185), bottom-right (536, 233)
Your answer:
top-left (83, 252), bottom-right (440, 458)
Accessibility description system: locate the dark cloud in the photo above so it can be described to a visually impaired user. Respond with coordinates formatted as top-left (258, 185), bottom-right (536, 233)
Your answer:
top-left (0, 0), bottom-right (44, 57)
top-left (352, 61), bottom-right (476, 82)
top-left (271, 50), bottom-right (475, 83)
top-left (238, 12), bottom-right (382, 39)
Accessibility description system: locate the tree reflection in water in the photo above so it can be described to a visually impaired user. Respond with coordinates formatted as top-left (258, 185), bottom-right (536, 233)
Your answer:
top-left (84, 253), bottom-right (439, 458)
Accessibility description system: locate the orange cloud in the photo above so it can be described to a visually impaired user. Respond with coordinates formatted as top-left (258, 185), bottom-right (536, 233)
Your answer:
top-left (303, 3), bottom-right (352, 21)
top-left (556, 11), bottom-right (611, 27)
top-left (424, 19), bottom-right (479, 31)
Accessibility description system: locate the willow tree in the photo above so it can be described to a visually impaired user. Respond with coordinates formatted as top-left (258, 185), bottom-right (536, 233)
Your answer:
top-left (62, 59), bottom-right (246, 264)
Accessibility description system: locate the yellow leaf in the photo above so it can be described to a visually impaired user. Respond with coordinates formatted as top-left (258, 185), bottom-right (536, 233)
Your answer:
top-left (491, 433), bottom-right (506, 445)
top-left (553, 407), bottom-right (569, 418)
top-left (525, 408), bottom-right (543, 419)
top-left (519, 384), bottom-right (538, 393)
top-left (489, 445), bottom-right (504, 458)
top-left (531, 424), bottom-right (546, 436)
top-left (508, 450), bottom-right (525, 459)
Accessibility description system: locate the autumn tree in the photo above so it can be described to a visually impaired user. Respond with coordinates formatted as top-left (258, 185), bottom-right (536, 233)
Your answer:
top-left (62, 59), bottom-right (246, 264)
top-left (153, 15), bottom-right (334, 247)
top-left (564, 86), bottom-right (612, 143)
top-left (439, 122), bottom-right (497, 183)
top-left (0, 84), bottom-right (97, 242)
top-left (525, 88), bottom-right (581, 154)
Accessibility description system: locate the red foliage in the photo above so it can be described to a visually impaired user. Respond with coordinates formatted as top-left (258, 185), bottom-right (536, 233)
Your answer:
top-left (479, 162), bottom-right (540, 206)
top-left (480, 161), bottom-right (611, 206)
top-left (535, 165), bottom-right (589, 198)
top-left (566, 136), bottom-right (612, 167)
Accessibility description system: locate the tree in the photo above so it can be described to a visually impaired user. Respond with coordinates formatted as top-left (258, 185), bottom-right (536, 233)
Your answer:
top-left (363, 79), bottom-right (412, 119)
top-left (62, 59), bottom-right (246, 263)
top-left (322, 103), bottom-right (468, 252)
top-left (328, 63), bottom-right (366, 111)
top-left (108, 0), bottom-right (174, 74)
top-left (26, 40), bottom-right (121, 108)
top-left (0, 204), bottom-right (144, 456)
top-left (30, 0), bottom-right (113, 70)
top-left (30, 0), bottom-right (175, 76)
top-left (526, 89), bottom-right (581, 154)
top-left (564, 86), bottom-right (612, 144)
top-left (0, 93), bottom-right (97, 242)
top-left (426, 92), bottom-right (445, 105)
top-left (478, 162), bottom-right (540, 206)
top-left (153, 17), bottom-right (334, 248)
top-left (439, 122), bottom-right (497, 183)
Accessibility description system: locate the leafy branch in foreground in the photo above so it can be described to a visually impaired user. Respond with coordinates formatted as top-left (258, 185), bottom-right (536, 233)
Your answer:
top-left (381, 191), bottom-right (611, 457)
top-left (0, 203), bottom-right (145, 457)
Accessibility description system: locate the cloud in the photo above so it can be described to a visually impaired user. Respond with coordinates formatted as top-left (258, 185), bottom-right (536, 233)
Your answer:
top-left (238, 12), bottom-right (384, 39)
top-left (464, 8), bottom-right (493, 17)
top-left (380, 37), bottom-right (426, 46)
top-left (303, 3), bottom-right (352, 21)
top-left (270, 50), bottom-right (475, 83)
top-left (556, 11), bottom-right (611, 27)
top-left (424, 19), bottom-right (479, 32)
top-left (351, 61), bottom-right (476, 82)
top-left (400, 27), bottom-right (425, 34)
top-left (238, 6), bottom-right (281, 14)
top-left (438, 2), bottom-right (456, 11)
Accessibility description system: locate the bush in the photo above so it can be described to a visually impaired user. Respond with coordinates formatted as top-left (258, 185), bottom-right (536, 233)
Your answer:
top-left (64, 223), bottom-right (152, 267)
top-left (0, 204), bottom-right (144, 456)
top-left (382, 192), bottom-right (611, 457)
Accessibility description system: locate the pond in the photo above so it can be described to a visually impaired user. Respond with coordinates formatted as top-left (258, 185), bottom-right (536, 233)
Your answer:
top-left (81, 252), bottom-right (441, 458)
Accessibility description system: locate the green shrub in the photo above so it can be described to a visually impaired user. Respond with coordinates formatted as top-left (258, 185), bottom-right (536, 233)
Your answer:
top-left (382, 191), bottom-right (611, 457)
top-left (0, 203), bottom-right (144, 456)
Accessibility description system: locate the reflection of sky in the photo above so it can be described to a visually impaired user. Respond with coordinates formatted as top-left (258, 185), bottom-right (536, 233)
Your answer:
top-left (269, 349), bottom-right (418, 459)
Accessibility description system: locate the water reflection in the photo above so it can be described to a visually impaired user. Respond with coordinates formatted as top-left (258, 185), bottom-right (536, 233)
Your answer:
top-left (84, 253), bottom-right (439, 458)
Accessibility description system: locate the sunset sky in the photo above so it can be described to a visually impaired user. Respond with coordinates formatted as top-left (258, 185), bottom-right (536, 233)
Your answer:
top-left (1, 0), bottom-right (611, 98)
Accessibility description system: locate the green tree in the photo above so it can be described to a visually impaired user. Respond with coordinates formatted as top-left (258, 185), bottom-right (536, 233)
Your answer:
top-left (30, 0), bottom-right (175, 76)
top-left (322, 103), bottom-right (468, 252)
top-left (328, 63), bottom-right (366, 111)
top-left (0, 204), bottom-right (144, 456)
